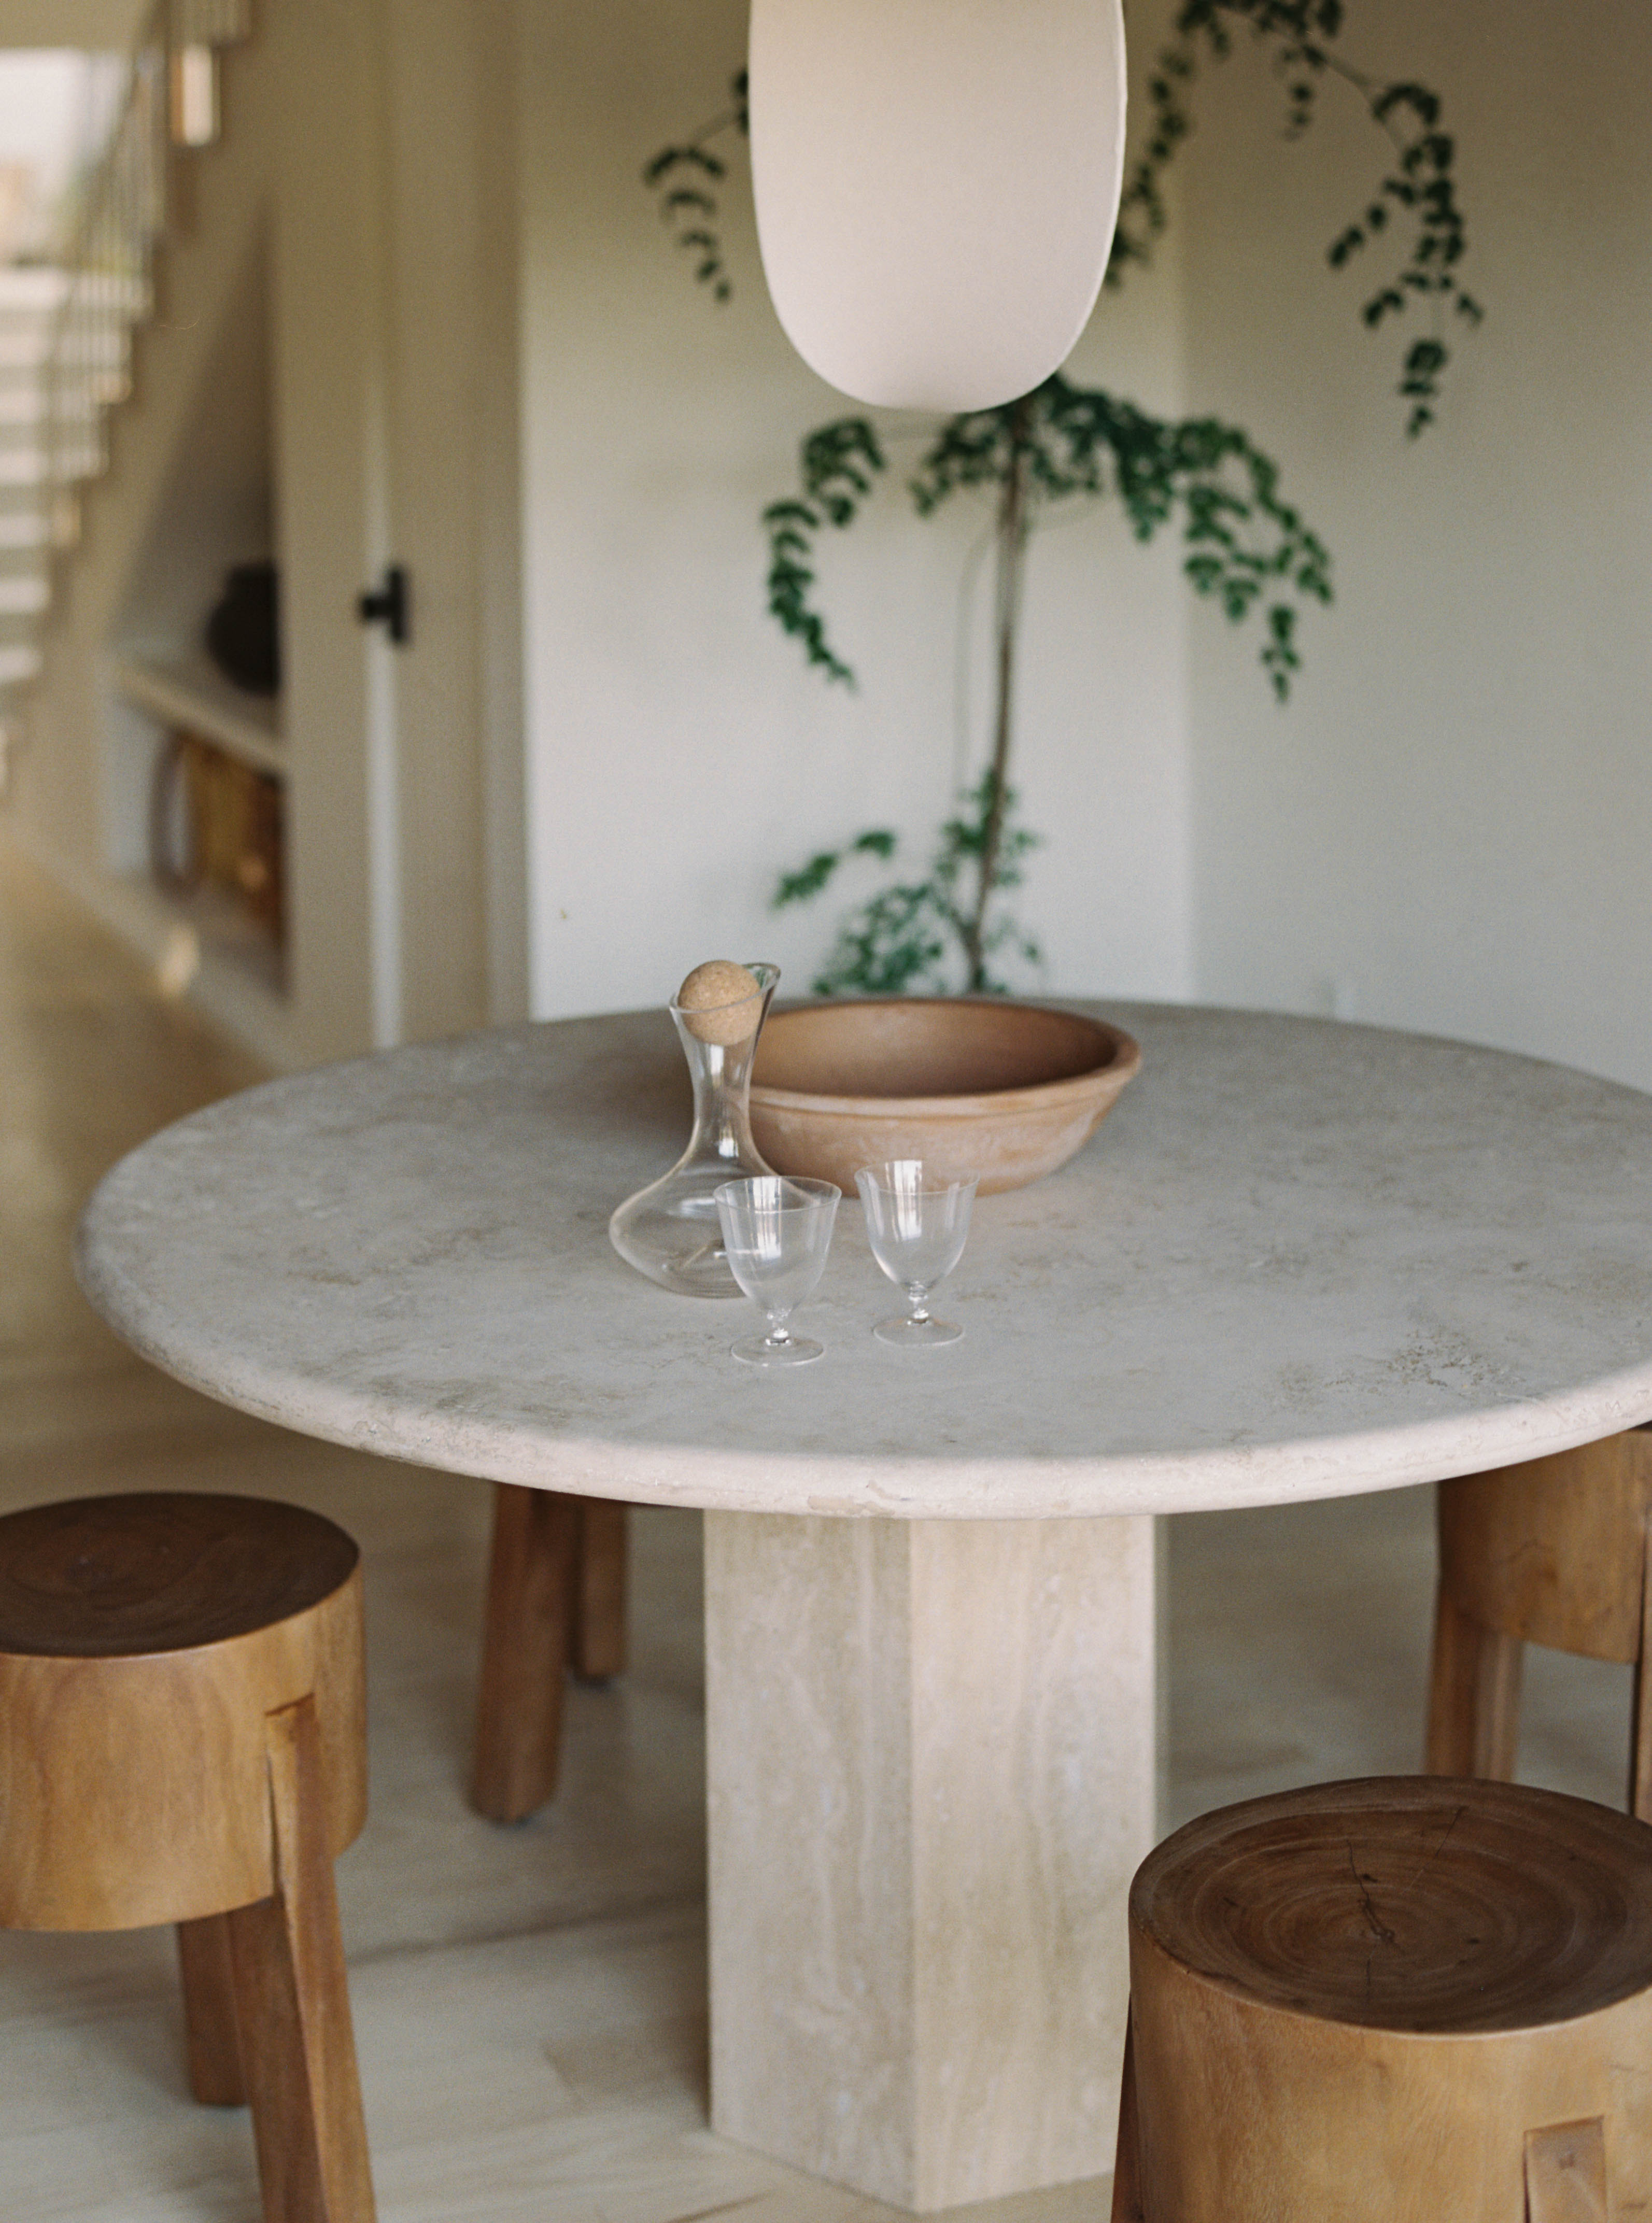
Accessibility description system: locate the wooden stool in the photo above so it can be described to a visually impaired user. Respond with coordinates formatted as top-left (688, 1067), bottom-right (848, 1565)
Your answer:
top-left (1427, 1427), bottom-right (1652, 1814)
top-left (1112, 1776), bottom-right (1652, 2222)
top-left (0, 1492), bottom-right (375, 2223)
top-left (470, 1484), bottom-right (628, 1822)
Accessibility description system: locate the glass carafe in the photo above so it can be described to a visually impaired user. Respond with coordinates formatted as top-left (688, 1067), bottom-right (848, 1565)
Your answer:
top-left (609, 962), bottom-right (780, 1296)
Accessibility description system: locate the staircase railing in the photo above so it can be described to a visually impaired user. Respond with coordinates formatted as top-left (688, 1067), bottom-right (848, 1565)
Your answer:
top-left (39, 0), bottom-right (252, 557)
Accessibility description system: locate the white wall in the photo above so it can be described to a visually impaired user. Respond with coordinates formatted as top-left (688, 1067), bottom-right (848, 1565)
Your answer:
top-left (117, 229), bottom-right (272, 655)
top-left (1181, 0), bottom-right (1652, 1087)
top-left (517, 0), bottom-right (1195, 1021)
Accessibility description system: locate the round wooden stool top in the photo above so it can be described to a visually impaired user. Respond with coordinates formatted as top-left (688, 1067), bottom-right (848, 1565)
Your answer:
top-left (0, 1493), bottom-right (367, 1932)
top-left (0, 1492), bottom-right (358, 1655)
top-left (1123, 1777), bottom-right (1652, 2222)
top-left (1133, 1774), bottom-right (1652, 2034)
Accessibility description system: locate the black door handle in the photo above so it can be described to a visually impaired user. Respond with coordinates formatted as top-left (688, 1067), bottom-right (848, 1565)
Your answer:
top-left (357, 564), bottom-right (410, 645)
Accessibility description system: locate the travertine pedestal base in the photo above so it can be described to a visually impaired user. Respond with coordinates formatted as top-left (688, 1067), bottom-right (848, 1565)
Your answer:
top-left (705, 1512), bottom-right (1155, 2212)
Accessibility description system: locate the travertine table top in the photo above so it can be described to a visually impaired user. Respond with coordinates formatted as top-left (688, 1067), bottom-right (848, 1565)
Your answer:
top-left (76, 1004), bottom-right (1652, 1519)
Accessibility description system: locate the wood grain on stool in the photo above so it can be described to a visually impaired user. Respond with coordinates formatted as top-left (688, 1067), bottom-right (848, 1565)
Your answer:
top-left (471, 1484), bottom-right (628, 1822)
top-left (0, 1492), bottom-right (374, 2223)
top-left (1427, 1427), bottom-right (1652, 1814)
top-left (1113, 1776), bottom-right (1652, 2222)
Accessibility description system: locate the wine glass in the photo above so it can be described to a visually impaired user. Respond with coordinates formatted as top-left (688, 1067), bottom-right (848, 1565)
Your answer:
top-left (713, 1176), bottom-right (841, 1365)
top-left (854, 1160), bottom-right (978, 1347)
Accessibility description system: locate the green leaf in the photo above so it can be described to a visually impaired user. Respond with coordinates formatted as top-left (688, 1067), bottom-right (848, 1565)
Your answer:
top-left (779, 779), bottom-right (1043, 997)
top-left (641, 80), bottom-right (750, 303)
top-left (774, 851), bottom-right (843, 907)
top-left (760, 422), bottom-right (888, 685)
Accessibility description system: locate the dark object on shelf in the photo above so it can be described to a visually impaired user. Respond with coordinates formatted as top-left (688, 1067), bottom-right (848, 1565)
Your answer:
top-left (204, 560), bottom-right (279, 696)
top-left (149, 727), bottom-right (285, 947)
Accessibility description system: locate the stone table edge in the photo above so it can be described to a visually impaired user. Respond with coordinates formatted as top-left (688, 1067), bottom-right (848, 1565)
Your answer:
top-left (72, 1201), bottom-right (1652, 1519)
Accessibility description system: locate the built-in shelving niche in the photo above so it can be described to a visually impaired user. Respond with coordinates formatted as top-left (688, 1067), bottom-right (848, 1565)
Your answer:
top-left (103, 230), bottom-right (286, 1014)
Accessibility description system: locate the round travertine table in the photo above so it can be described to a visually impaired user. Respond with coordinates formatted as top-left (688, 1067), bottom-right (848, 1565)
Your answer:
top-left (76, 1003), bottom-right (1652, 2212)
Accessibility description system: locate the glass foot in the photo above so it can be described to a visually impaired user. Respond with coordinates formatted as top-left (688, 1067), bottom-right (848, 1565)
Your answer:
top-left (874, 1314), bottom-right (963, 1347)
top-left (732, 1334), bottom-right (824, 1366)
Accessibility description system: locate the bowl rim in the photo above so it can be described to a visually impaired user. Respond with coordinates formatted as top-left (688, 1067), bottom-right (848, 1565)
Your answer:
top-left (749, 997), bottom-right (1142, 1120)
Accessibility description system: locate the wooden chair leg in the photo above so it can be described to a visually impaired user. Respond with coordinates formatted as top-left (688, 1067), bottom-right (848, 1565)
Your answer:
top-left (571, 1498), bottom-right (628, 1682)
top-left (1630, 1520), bottom-right (1652, 1822)
top-left (227, 1696), bottom-right (375, 2223)
top-left (1111, 2009), bottom-right (1147, 2223)
top-left (177, 1911), bottom-right (247, 2105)
top-left (470, 1482), bottom-right (580, 1823)
top-left (1425, 1585), bottom-right (1523, 1780)
top-left (1524, 2117), bottom-right (1607, 2222)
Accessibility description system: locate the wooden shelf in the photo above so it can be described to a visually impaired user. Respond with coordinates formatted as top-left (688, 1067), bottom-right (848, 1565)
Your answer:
top-left (112, 654), bottom-right (285, 778)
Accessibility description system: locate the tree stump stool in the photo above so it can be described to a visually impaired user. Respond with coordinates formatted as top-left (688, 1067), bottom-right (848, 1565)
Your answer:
top-left (1427, 1425), bottom-right (1652, 1815)
top-left (470, 1484), bottom-right (628, 1822)
top-left (1111, 1776), bottom-right (1652, 2223)
top-left (0, 1492), bottom-right (375, 2223)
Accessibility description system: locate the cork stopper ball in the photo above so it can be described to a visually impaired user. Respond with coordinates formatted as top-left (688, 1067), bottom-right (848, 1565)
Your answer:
top-left (676, 960), bottom-right (764, 1046)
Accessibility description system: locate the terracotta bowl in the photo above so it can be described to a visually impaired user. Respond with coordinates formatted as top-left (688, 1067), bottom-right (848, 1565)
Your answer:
top-left (749, 998), bottom-right (1141, 1195)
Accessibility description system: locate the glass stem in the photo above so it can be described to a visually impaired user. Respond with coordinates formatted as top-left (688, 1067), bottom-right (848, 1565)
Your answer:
top-left (907, 1284), bottom-right (930, 1323)
top-left (767, 1312), bottom-right (794, 1346)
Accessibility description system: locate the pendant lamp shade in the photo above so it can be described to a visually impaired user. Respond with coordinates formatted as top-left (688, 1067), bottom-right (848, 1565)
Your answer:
top-left (749, 0), bottom-right (1128, 414)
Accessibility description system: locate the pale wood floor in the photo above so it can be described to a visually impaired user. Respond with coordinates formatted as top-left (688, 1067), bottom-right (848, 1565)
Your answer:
top-left (0, 841), bottom-right (1632, 2220)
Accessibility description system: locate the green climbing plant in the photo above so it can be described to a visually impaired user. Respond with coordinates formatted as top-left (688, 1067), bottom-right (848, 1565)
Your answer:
top-left (646, 3), bottom-right (1477, 995)
top-left (642, 69), bottom-right (748, 304)
top-left (763, 383), bottom-right (1331, 991)
top-left (1112, 1), bottom-right (1481, 435)
top-left (774, 778), bottom-right (1044, 997)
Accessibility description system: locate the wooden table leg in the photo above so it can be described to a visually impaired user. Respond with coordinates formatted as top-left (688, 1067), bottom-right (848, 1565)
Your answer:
top-left (228, 1696), bottom-right (375, 2223)
top-left (471, 1483), bottom-right (580, 1822)
top-left (571, 1499), bottom-right (628, 1682)
top-left (177, 1912), bottom-right (247, 2105)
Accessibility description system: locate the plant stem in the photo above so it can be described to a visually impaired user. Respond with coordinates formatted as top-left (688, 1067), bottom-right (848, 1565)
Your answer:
top-left (962, 400), bottom-right (1033, 992)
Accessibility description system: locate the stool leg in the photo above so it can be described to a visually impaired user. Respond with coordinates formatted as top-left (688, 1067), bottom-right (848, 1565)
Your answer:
top-left (227, 1696), bottom-right (375, 2223)
top-left (470, 1483), bottom-right (580, 1822)
top-left (571, 1499), bottom-right (628, 1682)
top-left (177, 1912), bottom-right (247, 2105)
top-left (1425, 1586), bottom-right (1522, 1779)
top-left (1111, 2010), bottom-right (1147, 2223)
top-left (1630, 1521), bottom-right (1652, 1822)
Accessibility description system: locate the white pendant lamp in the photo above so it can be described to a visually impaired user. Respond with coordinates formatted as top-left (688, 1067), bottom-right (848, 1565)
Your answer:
top-left (749, 0), bottom-right (1128, 414)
